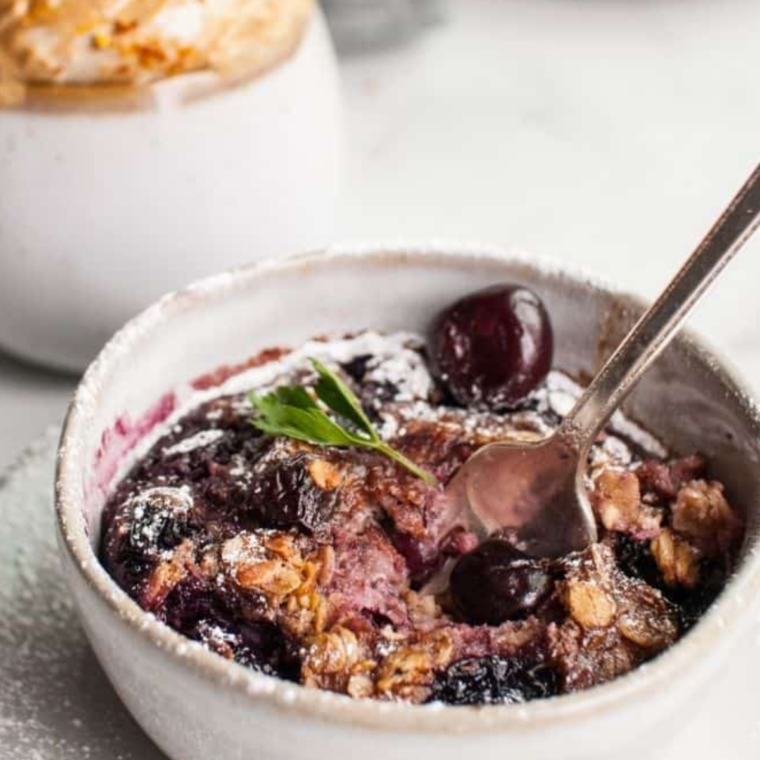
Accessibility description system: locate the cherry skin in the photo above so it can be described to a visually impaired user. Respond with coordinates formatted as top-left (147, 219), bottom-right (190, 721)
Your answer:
top-left (429, 284), bottom-right (554, 409)
top-left (449, 538), bottom-right (553, 625)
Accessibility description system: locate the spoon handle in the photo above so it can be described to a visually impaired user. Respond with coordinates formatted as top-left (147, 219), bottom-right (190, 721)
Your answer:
top-left (563, 162), bottom-right (760, 448)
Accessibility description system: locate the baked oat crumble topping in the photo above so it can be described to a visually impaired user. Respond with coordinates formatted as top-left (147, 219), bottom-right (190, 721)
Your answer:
top-left (99, 329), bottom-right (743, 706)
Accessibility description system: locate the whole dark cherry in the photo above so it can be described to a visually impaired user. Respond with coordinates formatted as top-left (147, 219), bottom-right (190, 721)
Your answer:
top-left (450, 538), bottom-right (553, 625)
top-left (429, 284), bottom-right (553, 409)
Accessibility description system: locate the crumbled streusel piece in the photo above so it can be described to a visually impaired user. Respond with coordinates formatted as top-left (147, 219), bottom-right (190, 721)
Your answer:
top-left (100, 332), bottom-right (742, 705)
top-left (671, 480), bottom-right (742, 557)
top-left (651, 528), bottom-right (701, 589)
top-left (592, 468), bottom-right (663, 539)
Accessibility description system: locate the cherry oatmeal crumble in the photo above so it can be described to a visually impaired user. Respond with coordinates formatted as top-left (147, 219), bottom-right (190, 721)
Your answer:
top-left (100, 289), bottom-right (743, 706)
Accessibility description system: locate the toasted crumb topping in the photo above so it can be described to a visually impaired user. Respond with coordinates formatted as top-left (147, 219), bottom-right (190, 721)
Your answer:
top-left (99, 332), bottom-right (743, 705)
top-left (651, 527), bottom-right (701, 589)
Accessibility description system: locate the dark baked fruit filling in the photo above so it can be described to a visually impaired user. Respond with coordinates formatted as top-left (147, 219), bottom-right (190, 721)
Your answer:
top-left (99, 287), bottom-right (743, 706)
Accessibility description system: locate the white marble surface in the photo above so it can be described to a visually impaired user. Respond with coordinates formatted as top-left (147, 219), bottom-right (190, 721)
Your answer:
top-left (0, 354), bottom-right (75, 470)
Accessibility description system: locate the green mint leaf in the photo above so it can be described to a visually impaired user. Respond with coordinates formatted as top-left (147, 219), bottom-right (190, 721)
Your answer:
top-left (249, 363), bottom-right (438, 485)
top-left (252, 418), bottom-right (320, 445)
top-left (249, 391), bottom-right (282, 424)
top-left (274, 386), bottom-right (319, 410)
top-left (311, 359), bottom-right (377, 441)
top-left (250, 392), bottom-right (357, 446)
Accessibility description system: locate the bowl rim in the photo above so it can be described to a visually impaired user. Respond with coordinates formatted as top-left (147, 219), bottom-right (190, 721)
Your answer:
top-left (55, 242), bottom-right (760, 734)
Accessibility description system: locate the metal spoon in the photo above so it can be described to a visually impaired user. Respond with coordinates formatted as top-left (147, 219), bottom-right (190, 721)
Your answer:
top-left (446, 162), bottom-right (760, 559)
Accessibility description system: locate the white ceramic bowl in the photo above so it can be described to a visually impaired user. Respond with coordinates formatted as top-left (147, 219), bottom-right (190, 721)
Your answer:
top-left (56, 245), bottom-right (760, 760)
top-left (0, 10), bottom-right (343, 372)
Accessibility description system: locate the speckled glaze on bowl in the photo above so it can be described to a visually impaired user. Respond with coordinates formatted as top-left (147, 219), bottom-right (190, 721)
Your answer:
top-left (55, 245), bottom-right (760, 760)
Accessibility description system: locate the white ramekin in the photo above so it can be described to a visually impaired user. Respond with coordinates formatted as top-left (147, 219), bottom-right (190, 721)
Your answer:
top-left (56, 244), bottom-right (760, 760)
top-left (0, 10), bottom-right (343, 372)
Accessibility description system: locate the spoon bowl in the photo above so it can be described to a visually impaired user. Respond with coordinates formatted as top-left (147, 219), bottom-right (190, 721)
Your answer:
top-left (450, 431), bottom-right (597, 558)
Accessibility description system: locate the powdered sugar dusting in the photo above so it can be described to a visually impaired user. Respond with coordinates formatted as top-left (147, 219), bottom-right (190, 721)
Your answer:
top-left (364, 343), bottom-right (433, 403)
top-left (221, 531), bottom-right (273, 572)
top-left (104, 332), bottom-right (427, 485)
top-left (0, 429), bottom-right (164, 760)
top-left (163, 429), bottom-right (225, 456)
top-left (97, 331), bottom-right (667, 501)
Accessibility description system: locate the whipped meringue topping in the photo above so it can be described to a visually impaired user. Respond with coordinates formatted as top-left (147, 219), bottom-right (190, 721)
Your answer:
top-left (0, 0), bottom-right (311, 104)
